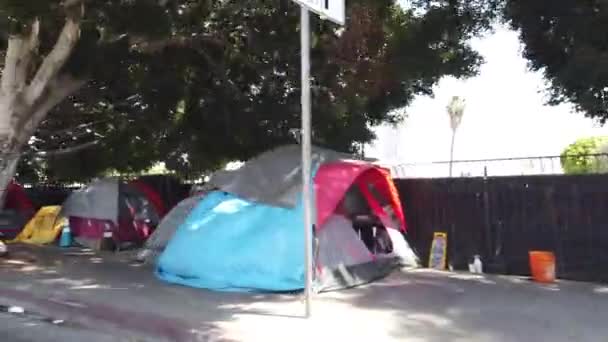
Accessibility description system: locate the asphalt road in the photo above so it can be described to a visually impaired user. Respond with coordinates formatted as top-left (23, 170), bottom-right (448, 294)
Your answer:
top-left (0, 311), bottom-right (116, 342)
top-left (1, 245), bottom-right (608, 342)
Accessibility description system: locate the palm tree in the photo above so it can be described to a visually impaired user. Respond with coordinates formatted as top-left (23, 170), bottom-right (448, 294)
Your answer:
top-left (447, 96), bottom-right (466, 177)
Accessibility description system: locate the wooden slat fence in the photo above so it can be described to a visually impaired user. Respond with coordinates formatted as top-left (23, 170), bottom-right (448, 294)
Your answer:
top-left (396, 175), bottom-right (608, 282)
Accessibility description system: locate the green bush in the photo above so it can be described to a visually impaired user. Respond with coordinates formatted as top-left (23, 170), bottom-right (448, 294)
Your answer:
top-left (560, 136), bottom-right (608, 174)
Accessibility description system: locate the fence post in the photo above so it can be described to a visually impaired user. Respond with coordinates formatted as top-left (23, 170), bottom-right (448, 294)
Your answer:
top-left (483, 170), bottom-right (493, 265)
top-left (449, 222), bottom-right (456, 271)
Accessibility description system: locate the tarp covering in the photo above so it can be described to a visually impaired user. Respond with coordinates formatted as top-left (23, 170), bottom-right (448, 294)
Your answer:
top-left (157, 191), bottom-right (306, 292)
top-left (62, 178), bottom-right (119, 223)
top-left (10, 206), bottom-right (65, 245)
top-left (207, 145), bottom-right (351, 208)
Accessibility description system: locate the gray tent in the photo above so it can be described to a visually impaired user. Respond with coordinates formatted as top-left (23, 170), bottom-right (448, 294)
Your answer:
top-left (62, 178), bottom-right (160, 250)
top-left (62, 178), bottom-right (120, 223)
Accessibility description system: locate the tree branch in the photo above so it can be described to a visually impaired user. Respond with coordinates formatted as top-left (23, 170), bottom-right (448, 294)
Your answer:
top-left (30, 140), bottom-right (98, 158)
top-left (1, 37), bottom-right (24, 95)
top-left (18, 76), bottom-right (86, 145)
top-left (62, 0), bottom-right (87, 7)
top-left (36, 119), bottom-right (109, 137)
top-left (1, 20), bottom-right (40, 95)
top-left (25, 7), bottom-right (83, 104)
top-left (16, 20), bottom-right (40, 92)
top-left (131, 34), bottom-right (224, 54)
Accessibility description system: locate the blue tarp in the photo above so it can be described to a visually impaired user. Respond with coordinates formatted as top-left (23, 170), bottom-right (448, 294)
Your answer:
top-left (155, 191), bottom-right (309, 292)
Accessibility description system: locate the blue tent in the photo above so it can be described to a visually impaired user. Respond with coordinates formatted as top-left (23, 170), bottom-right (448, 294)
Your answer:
top-left (155, 146), bottom-right (418, 292)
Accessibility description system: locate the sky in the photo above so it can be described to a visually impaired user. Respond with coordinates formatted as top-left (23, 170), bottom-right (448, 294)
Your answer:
top-left (365, 25), bottom-right (608, 172)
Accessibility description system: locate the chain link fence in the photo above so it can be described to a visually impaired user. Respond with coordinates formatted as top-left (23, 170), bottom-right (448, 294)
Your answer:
top-left (390, 153), bottom-right (608, 179)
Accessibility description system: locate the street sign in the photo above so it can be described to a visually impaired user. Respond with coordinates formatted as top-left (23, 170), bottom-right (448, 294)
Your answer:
top-left (292, 0), bottom-right (345, 25)
top-left (292, 0), bottom-right (345, 319)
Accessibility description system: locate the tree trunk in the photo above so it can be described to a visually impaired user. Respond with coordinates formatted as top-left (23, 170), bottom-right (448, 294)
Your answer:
top-left (0, 96), bottom-right (29, 208)
top-left (0, 101), bottom-right (28, 208)
top-left (0, 153), bottom-right (20, 207)
top-left (449, 129), bottom-right (456, 177)
top-left (0, 9), bottom-right (85, 209)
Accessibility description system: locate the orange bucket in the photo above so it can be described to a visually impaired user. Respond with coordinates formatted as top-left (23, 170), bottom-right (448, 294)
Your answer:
top-left (529, 251), bottom-right (556, 283)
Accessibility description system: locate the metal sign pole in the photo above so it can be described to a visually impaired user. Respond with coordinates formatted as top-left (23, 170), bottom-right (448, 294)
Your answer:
top-left (300, 5), bottom-right (314, 319)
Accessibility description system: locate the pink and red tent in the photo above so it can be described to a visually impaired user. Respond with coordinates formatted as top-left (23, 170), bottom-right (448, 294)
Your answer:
top-left (315, 161), bottom-right (406, 231)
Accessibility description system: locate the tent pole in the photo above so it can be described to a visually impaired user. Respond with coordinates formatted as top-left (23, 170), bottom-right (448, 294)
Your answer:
top-left (300, 5), bottom-right (313, 319)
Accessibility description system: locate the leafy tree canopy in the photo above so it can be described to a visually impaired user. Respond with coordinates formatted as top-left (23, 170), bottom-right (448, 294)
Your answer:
top-left (7, 1), bottom-right (608, 184)
top-left (505, 0), bottom-right (608, 121)
top-left (4, 0), bottom-right (490, 183)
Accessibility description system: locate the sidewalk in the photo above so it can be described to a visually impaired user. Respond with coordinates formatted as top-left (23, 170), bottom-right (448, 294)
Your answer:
top-left (2, 244), bottom-right (608, 342)
top-left (0, 245), bottom-right (249, 341)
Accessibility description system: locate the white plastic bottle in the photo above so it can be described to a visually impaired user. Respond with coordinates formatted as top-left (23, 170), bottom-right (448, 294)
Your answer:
top-left (0, 241), bottom-right (7, 256)
top-left (473, 255), bottom-right (483, 274)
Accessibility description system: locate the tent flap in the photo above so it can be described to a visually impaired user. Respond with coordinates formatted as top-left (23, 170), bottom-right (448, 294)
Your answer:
top-left (316, 257), bottom-right (401, 292)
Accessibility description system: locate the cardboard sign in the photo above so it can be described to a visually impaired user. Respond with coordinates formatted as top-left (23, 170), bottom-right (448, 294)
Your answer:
top-left (428, 232), bottom-right (448, 270)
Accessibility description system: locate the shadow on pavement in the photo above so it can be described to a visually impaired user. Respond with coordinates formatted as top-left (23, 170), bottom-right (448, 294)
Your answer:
top-left (2, 244), bottom-right (608, 341)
